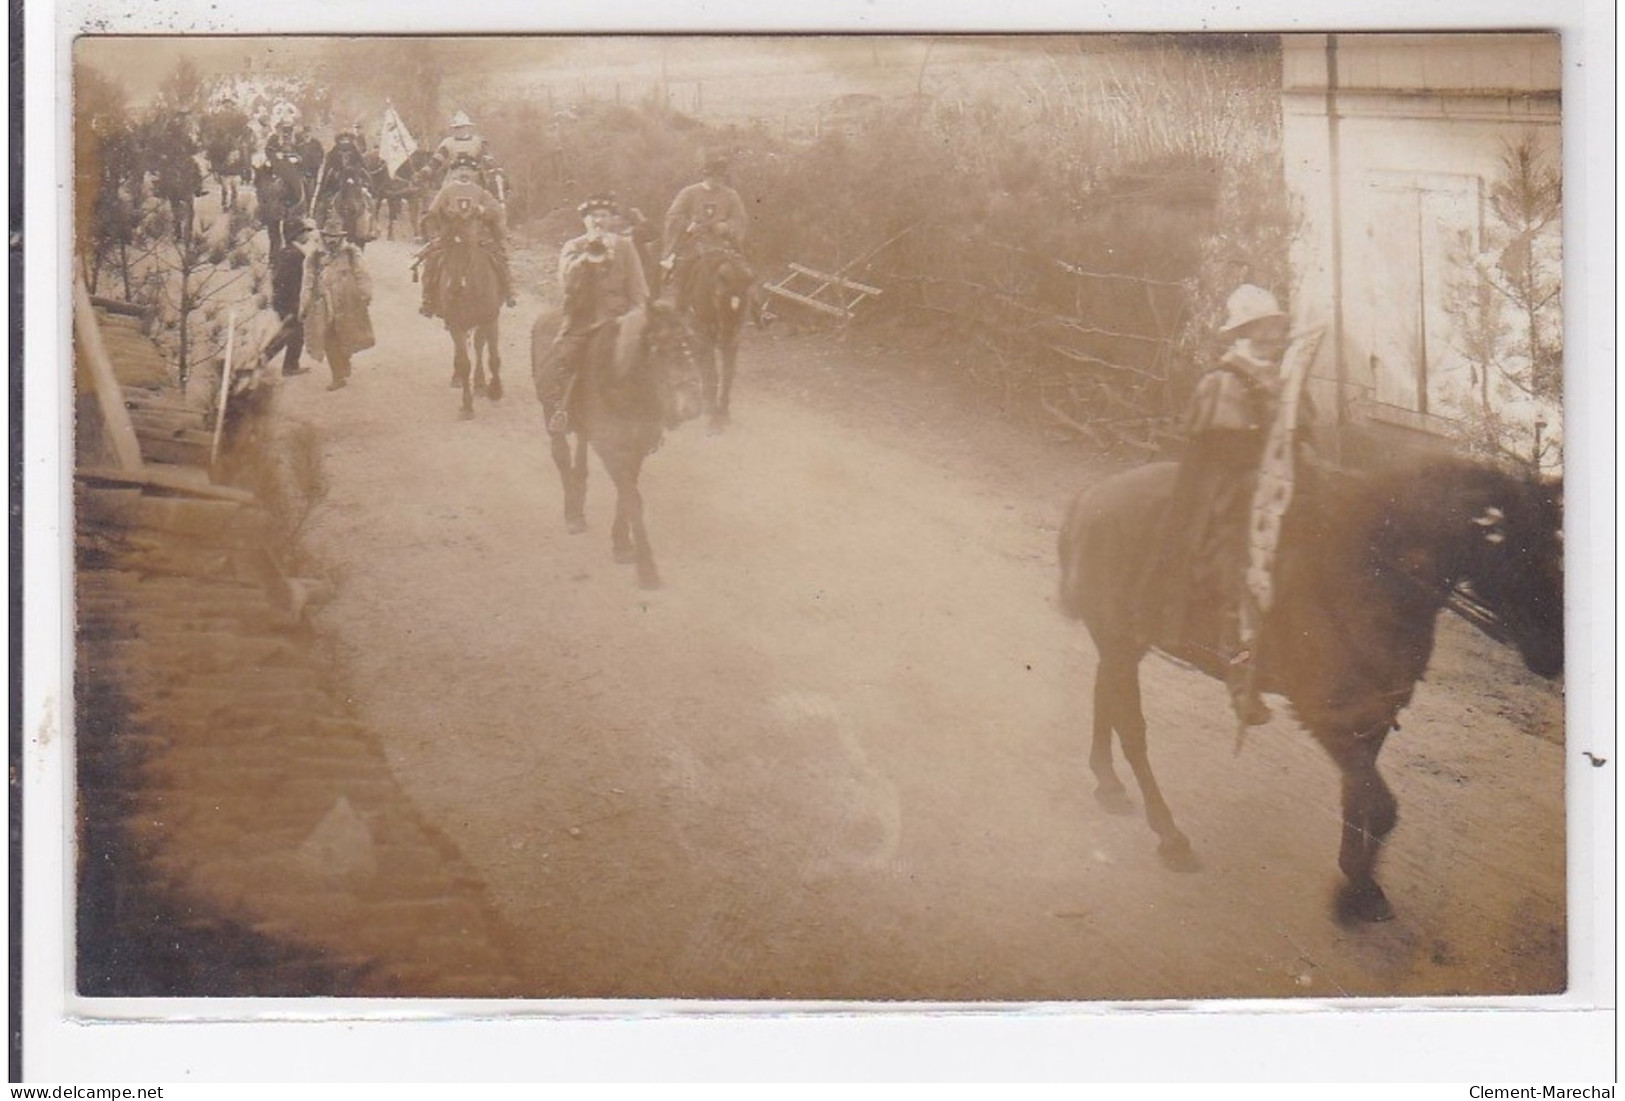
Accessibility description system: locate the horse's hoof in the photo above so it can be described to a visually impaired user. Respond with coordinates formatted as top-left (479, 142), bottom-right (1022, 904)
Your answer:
top-left (486, 379), bottom-right (504, 401)
top-left (612, 545), bottom-right (637, 565)
top-left (457, 407), bottom-right (474, 421)
top-left (1157, 835), bottom-right (1200, 873)
top-left (1094, 786), bottom-right (1135, 816)
top-left (566, 517), bottom-right (587, 535)
top-left (1336, 882), bottom-right (1396, 925)
top-left (637, 566), bottom-right (662, 590)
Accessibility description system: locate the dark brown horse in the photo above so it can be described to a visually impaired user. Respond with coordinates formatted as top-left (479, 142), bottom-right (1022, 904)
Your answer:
top-left (530, 301), bottom-right (703, 588)
top-left (426, 222), bottom-right (505, 419)
top-left (674, 248), bottom-right (763, 434)
top-left (327, 177), bottom-right (375, 249)
top-left (1057, 456), bottom-right (1564, 924)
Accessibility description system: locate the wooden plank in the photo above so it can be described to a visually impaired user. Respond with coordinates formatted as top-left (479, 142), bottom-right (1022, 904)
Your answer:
top-left (76, 464), bottom-right (255, 503)
top-left (74, 275), bottom-right (146, 472)
top-left (761, 284), bottom-right (853, 319)
top-left (788, 262), bottom-right (882, 296)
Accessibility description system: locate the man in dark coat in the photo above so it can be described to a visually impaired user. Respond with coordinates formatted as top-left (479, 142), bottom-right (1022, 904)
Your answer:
top-left (259, 217), bottom-right (317, 376)
top-left (316, 129), bottom-right (371, 209)
top-left (295, 127), bottom-right (324, 193)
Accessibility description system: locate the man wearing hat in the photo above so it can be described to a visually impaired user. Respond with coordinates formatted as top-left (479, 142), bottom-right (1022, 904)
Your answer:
top-left (316, 127), bottom-right (372, 212)
top-left (301, 213), bottom-right (375, 391)
top-left (263, 117), bottom-right (300, 166)
top-left (543, 193), bottom-right (651, 434)
top-left (433, 110), bottom-right (490, 173)
top-left (660, 150), bottom-right (748, 311)
top-left (263, 216), bottom-right (319, 377)
top-left (1156, 282), bottom-right (1293, 727)
top-left (417, 156), bottom-right (515, 318)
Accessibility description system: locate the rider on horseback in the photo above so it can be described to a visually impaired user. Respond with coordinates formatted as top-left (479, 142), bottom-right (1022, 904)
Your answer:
top-left (316, 127), bottom-right (372, 210)
top-left (263, 117), bottom-right (300, 166)
top-left (660, 150), bottom-right (748, 312)
top-left (417, 155), bottom-right (515, 317)
top-left (431, 110), bottom-right (490, 174)
top-left (1155, 283), bottom-right (1295, 728)
top-left (544, 193), bottom-right (652, 435)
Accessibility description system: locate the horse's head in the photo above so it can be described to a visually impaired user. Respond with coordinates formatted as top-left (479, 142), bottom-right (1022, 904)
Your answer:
top-left (701, 252), bottom-right (759, 334)
top-left (639, 301), bottom-right (705, 428)
top-left (1449, 465), bottom-right (1565, 679)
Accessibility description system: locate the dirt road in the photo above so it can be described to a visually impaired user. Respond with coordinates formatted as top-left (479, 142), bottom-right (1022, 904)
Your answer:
top-left (275, 237), bottom-right (1567, 1001)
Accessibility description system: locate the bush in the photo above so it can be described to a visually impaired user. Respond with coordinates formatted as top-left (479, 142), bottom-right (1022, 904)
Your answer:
top-left (468, 39), bottom-right (1291, 449)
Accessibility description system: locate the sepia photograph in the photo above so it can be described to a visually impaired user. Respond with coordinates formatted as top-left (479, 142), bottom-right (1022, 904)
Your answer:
top-left (24, 0), bottom-right (1613, 1084)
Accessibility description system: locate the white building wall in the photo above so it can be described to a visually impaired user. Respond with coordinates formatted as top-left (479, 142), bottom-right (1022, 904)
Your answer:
top-left (1281, 33), bottom-right (1560, 462)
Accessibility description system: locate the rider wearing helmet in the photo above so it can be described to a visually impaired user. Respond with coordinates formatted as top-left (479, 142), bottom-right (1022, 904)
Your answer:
top-left (661, 149), bottom-right (748, 311)
top-left (417, 154), bottom-right (515, 317)
top-left (432, 110), bottom-right (490, 173)
top-left (1157, 283), bottom-right (1295, 728)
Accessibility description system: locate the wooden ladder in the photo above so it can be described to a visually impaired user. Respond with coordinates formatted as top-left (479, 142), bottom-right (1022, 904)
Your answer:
top-left (762, 261), bottom-right (882, 324)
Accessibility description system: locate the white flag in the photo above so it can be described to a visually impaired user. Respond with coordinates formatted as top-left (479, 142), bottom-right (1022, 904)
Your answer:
top-left (378, 104), bottom-right (418, 178)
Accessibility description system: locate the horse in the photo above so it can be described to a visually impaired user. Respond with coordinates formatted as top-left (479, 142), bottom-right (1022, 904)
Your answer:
top-left (530, 301), bottom-right (703, 588)
top-left (253, 158), bottom-right (307, 255)
top-left (327, 177), bottom-right (376, 249)
top-left (674, 248), bottom-right (764, 434)
top-left (1056, 455), bottom-right (1563, 925)
top-left (425, 220), bottom-right (505, 419)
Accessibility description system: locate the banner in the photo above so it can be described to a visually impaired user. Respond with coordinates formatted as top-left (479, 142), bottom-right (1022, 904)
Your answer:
top-left (1244, 324), bottom-right (1325, 620)
top-left (377, 103), bottom-right (418, 178)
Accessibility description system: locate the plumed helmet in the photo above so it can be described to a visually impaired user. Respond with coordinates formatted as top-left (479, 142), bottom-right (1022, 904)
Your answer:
top-left (1218, 284), bottom-right (1286, 337)
top-left (449, 110), bottom-right (473, 128)
top-left (577, 192), bottom-right (618, 217)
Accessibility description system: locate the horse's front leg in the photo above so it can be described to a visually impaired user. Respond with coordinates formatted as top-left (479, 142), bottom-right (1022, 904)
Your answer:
top-left (607, 455), bottom-right (657, 588)
top-left (473, 329), bottom-right (489, 397)
top-left (1315, 725), bottom-right (1398, 923)
top-left (696, 333), bottom-right (720, 426)
top-left (714, 336), bottom-right (738, 430)
top-left (451, 329), bottom-right (474, 418)
top-left (484, 322), bottom-right (503, 401)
